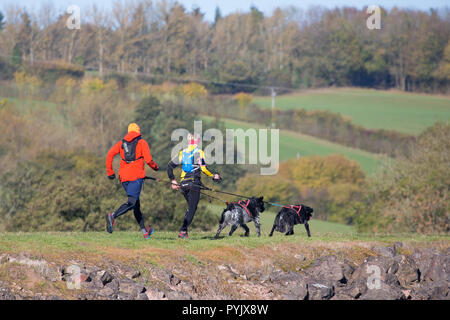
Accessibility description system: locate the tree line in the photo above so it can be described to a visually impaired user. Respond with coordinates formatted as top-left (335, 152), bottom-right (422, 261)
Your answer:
top-left (0, 1), bottom-right (449, 93)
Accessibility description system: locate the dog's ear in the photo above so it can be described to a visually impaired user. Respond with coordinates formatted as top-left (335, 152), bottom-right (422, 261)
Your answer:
top-left (258, 196), bottom-right (264, 201)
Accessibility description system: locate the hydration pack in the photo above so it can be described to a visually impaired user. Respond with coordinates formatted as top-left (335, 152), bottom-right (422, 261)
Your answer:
top-left (122, 136), bottom-right (142, 163)
top-left (181, 147), bottom-right (199, 173)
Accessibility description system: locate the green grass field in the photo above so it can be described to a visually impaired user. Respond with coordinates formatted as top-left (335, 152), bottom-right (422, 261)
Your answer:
top-left (202, 116), bottom-right (384, 174)
top-left (254, 88), bottom-right (450, 135)
top-left (0, 230), bottom-right (446, 255)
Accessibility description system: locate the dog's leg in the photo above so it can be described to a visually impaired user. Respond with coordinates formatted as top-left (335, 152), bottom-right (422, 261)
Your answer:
top-left (304, 222), bottom-right (311, 237)
top-left (254, 216), bottom-right (261, 237)
top-left (269, 224), bottom-right (276, 237)
top-left (228, 224), bottom-right (238, 237)
top-left (241, 224), bottom-right (250, 237)
top-left (215, 223), bottom-right (227, 239)
top-left (285, 225), bottom-right (294, 236)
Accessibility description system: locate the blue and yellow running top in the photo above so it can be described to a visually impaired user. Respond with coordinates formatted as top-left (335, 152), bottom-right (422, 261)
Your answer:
top-left (167, 144), bottom-right (214, 182)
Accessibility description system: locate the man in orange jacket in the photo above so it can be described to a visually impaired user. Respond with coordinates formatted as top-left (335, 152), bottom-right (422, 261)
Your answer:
top-left (105, 123), bottom-right (159, 239)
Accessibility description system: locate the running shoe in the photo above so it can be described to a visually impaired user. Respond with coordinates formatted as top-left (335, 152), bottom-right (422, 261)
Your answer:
top-left (144, 226), bottom-right (155, 240)
top-left (178, 231), bottom-right (188, 239)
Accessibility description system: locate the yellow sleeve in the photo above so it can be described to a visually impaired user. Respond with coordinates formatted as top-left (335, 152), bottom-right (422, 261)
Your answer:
top-left (199, 150), bottom-right (213, 177)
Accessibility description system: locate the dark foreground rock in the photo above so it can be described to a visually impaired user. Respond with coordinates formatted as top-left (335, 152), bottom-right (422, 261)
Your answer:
top-left (0, 245), bottom-right (448, 300)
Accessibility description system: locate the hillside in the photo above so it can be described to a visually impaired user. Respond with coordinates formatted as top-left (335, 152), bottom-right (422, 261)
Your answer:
top-left (0, 232), bottom-right (448, 300)
top-left (202, 116), bottom-right (384, 174)
top-left (254, 88), bottom-right (450, 135)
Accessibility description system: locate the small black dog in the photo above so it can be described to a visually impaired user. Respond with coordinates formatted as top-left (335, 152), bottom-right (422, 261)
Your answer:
top-left (269, 204), bottom-right (314, 237)
top-left (214, 197), bottom-right (265, 238)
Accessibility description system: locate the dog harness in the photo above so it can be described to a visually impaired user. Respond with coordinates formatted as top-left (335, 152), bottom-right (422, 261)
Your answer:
top-left (284, 205), bottom-right (302, 220)
top-left (228, 200), bottom-right (251, 218)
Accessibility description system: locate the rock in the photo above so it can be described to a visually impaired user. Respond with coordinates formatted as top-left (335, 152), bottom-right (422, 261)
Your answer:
top-left (330, 292), bottom-right (353, 300)
top-left (283, 280), bottom-right (308, 300)
top-left (359, 282), bottom-right (406, 300)
top-left (422, 254), bottom-right (449, 283)
top-left (6, 254), bottom-right (60, 282)
top-left (294, 254), bottom-right (306, 262)
top-left (119, 279), bottom-right (145, 299)
top-left (304, 256), bottom-right (345, 283)
top-left (393, 242), bottom-right (403, 251)
top-left (99, 286), bottom-right (116, 297)
top-left (169, 274), bottom-right (181, 286)
top-left (347, 255), bottom-right (399, 297)
top-left (410, 280), bottom-right (449, 300)
top-left (394, 255), bottom-right (420, 288)
top-left (351, 255), bottom-right (397, 283)
top-left (79, 273), bottom-right (91, 283)
top-left (373, 246), bottom-right (396, 258)
top-left (268, 271), bottom-right (308, 300)
top-left (0, 287), bottom-right (16, 300)
top-left (105, 278), bottom-right (120, 293)
top-left (166, 290), bottom-right (192, 300)
top-left (100, 271), bottom-right (114, 286)
top-left (307, 281), bottom-right (335, 300)
top-left (341, 262), bottom-right (355, 284)
top-left (410, 248), bottom-right (440, 279)
top-left (146, 288), bottom-right (167, 300)
top-left (338, 282), bottom-right (363, 299)
top-left (114, 265), bottom-right (141, 280)
top-left (136, 292), bottom-right (149, 300)
top-left (410, 248), bottom-right (449, 283)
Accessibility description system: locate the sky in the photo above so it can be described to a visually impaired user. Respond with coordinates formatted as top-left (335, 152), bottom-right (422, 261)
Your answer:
top-left (1, 0), bottom-right (449, 22)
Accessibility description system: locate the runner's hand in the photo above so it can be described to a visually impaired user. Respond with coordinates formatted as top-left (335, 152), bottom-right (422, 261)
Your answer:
top-left (108, 174), bottom-right (116, 180)
top-left (171, 180), bottom-right (179, 190)
top-left (212, 174), bottom-right (221, 181)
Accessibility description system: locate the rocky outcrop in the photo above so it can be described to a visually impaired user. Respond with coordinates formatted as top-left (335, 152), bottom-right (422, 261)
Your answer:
top-left (0, 244), bottom-right (448, 300)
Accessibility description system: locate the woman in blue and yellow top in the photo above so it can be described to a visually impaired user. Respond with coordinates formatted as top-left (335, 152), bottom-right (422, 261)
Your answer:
top-left (167, 133), bottom-right (221, 239)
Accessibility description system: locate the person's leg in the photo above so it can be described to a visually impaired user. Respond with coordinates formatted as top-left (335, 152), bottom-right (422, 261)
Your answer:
top-left (106, 195), bottom-right (137, 233)
top-left (113, 196), bottom-right (137, 219)
top-left (111, 179), bottom-right (143, 220)
top-left (133, 199), bottom-right (147, 232)
top-left (180, 183), bottom-right (200, 233)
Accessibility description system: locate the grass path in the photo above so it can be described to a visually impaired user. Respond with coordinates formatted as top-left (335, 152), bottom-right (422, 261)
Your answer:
top-left (254, 88), bottom-right (450, 135)
top-left (0, 231), bottom-right (447, 257)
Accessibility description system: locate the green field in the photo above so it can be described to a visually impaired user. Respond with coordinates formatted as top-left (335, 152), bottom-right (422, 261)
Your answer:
top-left (0, 230), bottom-right (446, 255)
top-left (202, 116), bottom-right (384, 174)
top-left (254, 88), bottom-right (450, 135)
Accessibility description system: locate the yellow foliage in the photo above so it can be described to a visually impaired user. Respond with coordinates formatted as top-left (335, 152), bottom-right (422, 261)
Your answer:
top-left (55, 77), bottom-right (78, 95)
top-left (14, 71), bottom-right (27, 85)
top-left (81, 78), bottom-right (106, 93)
top-left (14, 71), bottom-right (42, 88)
top-left (104, 79), bottom-right (119, 92)
top-left (285, 155), bottom-right (365, 192)
top-left (183, 82), bottom-right (208, 99)
top-left (0, 99), bottom-right (6, 108)
top-left (233, 92), bottom-right (253, 107)
top-left (80, 78), bottom-right (118, 94)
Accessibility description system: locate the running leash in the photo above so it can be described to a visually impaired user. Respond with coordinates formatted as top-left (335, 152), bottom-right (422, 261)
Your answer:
top-left (144, 176), bottom-right (227, 204)
top-left (144, 176), bottom-right (294, 208)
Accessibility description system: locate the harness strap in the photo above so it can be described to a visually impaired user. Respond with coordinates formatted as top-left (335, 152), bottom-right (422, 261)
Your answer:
top-left (122, 156), bottom-right (144, 164)
top-left (283, 205), bottom-right (302, 220)
top-left (226, 200), bottom-right (252, 218)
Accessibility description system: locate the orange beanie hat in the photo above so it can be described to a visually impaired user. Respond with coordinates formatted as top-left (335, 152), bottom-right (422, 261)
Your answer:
top-left (128, 123), bottom-right (140, 133)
